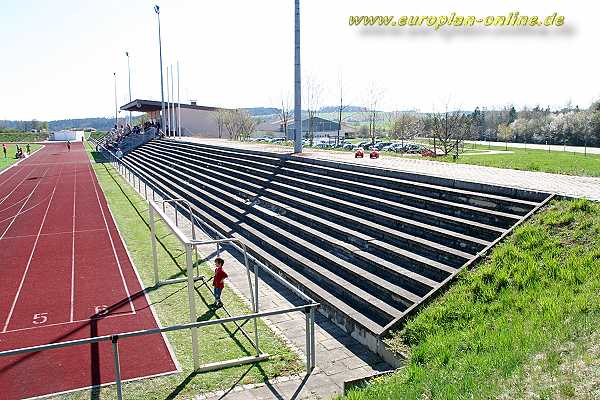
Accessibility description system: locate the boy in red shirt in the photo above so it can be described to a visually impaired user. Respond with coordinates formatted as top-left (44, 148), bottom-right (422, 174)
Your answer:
top-left (212, 257), bottom-right (228, 308)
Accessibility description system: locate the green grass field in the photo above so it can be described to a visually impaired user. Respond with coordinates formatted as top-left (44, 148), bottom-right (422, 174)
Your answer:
top-left (406, 139), bottom-right (600, 177)
top-left (0, 143), bottom-right (42, 172)
top-left (344, 199), bottom-right (600, 399)
top-left (0, 132), bottom-right (48, 142)
top-left (434, 146), bottom-right (600, 177)
top-left (57, 146), bottom-right (302, 399)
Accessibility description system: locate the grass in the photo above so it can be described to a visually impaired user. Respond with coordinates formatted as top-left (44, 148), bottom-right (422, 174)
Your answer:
top-left (0, 132), bottom-right (48, 142)
top-left (435, 148), bottom-right (600, 177)
top-left (412, 139), bottom-right (600, 177)
top-left (0, 143), bottom-right (42, 172)
top-left (343, 199), bottom-right (600, 400)
top-left (56, 145), bottom-right (302, 399)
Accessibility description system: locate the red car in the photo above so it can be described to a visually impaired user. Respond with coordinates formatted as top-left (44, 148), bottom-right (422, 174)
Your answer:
top-left (421, 149), bottom-right (435, 157)
top-left (369, 149), bottom-right (380, 159)
top-left (354, 148), bottom-right (364, 158)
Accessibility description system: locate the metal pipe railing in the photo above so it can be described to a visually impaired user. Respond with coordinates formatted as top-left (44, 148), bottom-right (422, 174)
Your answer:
top-left (0, 303), bottom-right (318, 399)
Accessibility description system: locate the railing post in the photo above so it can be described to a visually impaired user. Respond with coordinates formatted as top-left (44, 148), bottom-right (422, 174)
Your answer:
top-left (111, 335), bottom-right (124, 400)
top-left (149, 204), bottom-right (160, 285)
top-left (310, 306), bottom-right (316, 371)
top-left (305, 307), bottom-right (311, 371)
top-left (253, 259), bottom-right (260, 356)
top-left (185, 243), bottom-right (200, 369)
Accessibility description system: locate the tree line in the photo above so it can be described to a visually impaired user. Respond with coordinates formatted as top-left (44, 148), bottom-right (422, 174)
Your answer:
top-left (379, 101), bottom-right (600, 154)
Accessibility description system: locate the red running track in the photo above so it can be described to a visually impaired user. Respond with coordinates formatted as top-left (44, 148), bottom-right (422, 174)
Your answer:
top-left (0, 143), bottom-right (178, 399)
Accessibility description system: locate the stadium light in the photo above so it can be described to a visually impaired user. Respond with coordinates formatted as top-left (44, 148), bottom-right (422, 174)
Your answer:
top-left (125, 51), bottom-right (132, 126)
top-left (154, 5), bottom-right (166, 134)
top-left (293, 0), bottom-right (302, 153)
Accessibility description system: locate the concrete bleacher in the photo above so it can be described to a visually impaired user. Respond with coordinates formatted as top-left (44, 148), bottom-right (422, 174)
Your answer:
top-left (122, 138), bottom-right (552, 362)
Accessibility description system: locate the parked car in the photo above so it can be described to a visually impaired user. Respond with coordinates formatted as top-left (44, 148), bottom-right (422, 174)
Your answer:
top-left (373, 142), bottom-right (393, 151)
top-left (354, 147), bottom-right (365, 158)
top-left (421, 149), bottom-right (436, 157)
top-left (370, 149), bottom-right (380, 159)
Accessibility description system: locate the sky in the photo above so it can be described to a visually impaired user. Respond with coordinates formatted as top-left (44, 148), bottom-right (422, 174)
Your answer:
top-left (0, 0), bottom-right (598, 121)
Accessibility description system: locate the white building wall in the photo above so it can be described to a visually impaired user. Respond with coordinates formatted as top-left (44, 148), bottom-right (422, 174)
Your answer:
top-left (179, 108), bottom-right (222, 138)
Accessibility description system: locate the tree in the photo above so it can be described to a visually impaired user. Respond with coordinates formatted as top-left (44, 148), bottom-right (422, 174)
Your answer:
top-left (336, 75), bottom-right (348, 146)
top-left (213, 109), bottom-right (228, 139)
top-left (508, 106), bottom-right (517, 124)
top-left (223, 110), bottom-right (256, 141)
top-left (304, 77), bottom-right (322, 146)
top-left (426, 107), bottom-right (470, 156)
top-left (279, 97), bottom-right (292, 140)
top-left (497, 123), bottom-right (513, 150)
top-left (363, 83), bottom-right (384, 145)
top-left (390, 112), bottom-right (421, 146)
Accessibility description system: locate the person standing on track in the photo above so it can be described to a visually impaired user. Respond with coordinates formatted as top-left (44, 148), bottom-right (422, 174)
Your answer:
top-left (66, 140), bottom-right (71, 152)
top-left (211, 257), bottom-right (228, 308)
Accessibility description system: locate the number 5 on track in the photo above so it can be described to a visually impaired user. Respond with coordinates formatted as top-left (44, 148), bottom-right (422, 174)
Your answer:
top-left (32, 313), bottom-right (48, 325)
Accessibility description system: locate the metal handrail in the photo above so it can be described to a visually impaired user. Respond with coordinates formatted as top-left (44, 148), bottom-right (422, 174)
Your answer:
top-left (0, 303), bottom-right (319, 399)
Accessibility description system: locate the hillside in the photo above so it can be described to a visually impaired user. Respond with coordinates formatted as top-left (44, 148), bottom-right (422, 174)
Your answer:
top-left (344, 199), bottom-right (600, 400)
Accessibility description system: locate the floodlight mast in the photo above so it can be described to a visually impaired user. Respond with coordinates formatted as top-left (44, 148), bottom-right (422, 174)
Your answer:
top-left (126, 51), bottom-right (132, 126)
top-left (155, 5), bottom-right (166, 134)
top-left (113, 72), bottom-right (118, 127)
top-left (293, 0), bottom-right (302, 153)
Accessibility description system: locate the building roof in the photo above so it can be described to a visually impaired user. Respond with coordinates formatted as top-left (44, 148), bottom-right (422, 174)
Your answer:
top-left (120, 99), bottom-right (226, 112)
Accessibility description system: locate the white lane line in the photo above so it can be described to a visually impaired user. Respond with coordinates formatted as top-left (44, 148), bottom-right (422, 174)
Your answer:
top-left (1, 227), bottom-right (107, 240)
top-left (0, 191), bottom-right (54, 228)
top-left (88, 164), bottom-right (136, 314)
top-left (0, 166), bottom-right (38, 206)
top-left (0, 167), bottom-right (50, 241)
top-left (0, 311), bottom-right (136, 334)
top-left (70, 164), bottom-right (77, 322)
top-left (2, 165), bottom-right (63, 333)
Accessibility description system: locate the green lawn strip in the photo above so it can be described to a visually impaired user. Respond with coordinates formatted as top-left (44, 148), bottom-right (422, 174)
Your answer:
top-left (57, 146), bottom-right (302, 399)
top-left (343, 199), bottom-right (600, 400)
top-left (429, 147), bottom-right (600, 177)
top-left (0, 144), bottom-right (42, 172)
top-left (0, 132), bottom-right (48, 142)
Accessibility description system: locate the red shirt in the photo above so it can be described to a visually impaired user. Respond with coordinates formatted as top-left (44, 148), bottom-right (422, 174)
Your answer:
top-left (213, 266), bottom-right (228, 289)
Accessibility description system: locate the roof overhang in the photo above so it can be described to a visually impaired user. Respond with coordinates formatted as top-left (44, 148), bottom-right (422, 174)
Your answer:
top-left (120, 99), bottom-right (226, 112)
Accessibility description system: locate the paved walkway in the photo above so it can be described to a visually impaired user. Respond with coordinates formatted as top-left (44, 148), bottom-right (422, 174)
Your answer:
top-left (122, 171), bottom-right (392, 400)
top-left (181, 138), bottom-right (600, 201)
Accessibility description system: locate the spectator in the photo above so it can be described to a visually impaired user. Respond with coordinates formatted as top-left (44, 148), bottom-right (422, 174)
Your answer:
top-left (115, 148), bottom-right (123, 159)
top-left (2, 143), bottom-right (7, 158)
top-left (26, 143), bottom-right (31, 154)
top-left (211, 257), bottom-right (228, 308)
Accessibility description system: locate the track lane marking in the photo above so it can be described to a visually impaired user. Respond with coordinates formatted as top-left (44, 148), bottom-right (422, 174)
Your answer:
top-left (2, 165), bottom-right (63, 333)
top-left (0, 167), bottom-right (50, 241)
top-left (0, 166), bottom-right (38, 207)
top-left (1, 227), bottom-right (108, 240)
top-left (0, 311), bottom-right (136, 334)
top-left (70, 165), bottom-right (77, 322)
top-left (88, 164), bottom-right (136, 314)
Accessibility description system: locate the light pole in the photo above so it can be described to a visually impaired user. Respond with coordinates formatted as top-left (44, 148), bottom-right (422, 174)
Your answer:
top-left (154, 5), bottom-right (166, 133)
top-left (293, 0), bottom-right (302, 153)
top-left (113, 72), bottom-right (118, 128)
top-left (125, 51), bottom-right (132, 126)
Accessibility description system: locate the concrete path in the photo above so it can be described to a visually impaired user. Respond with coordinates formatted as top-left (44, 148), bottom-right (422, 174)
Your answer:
top-left (180, 138), bottom-right (600, 201)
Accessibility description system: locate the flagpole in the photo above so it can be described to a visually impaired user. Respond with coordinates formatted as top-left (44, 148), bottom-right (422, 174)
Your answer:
top-left (177, 61), bottom-right (181, 137)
